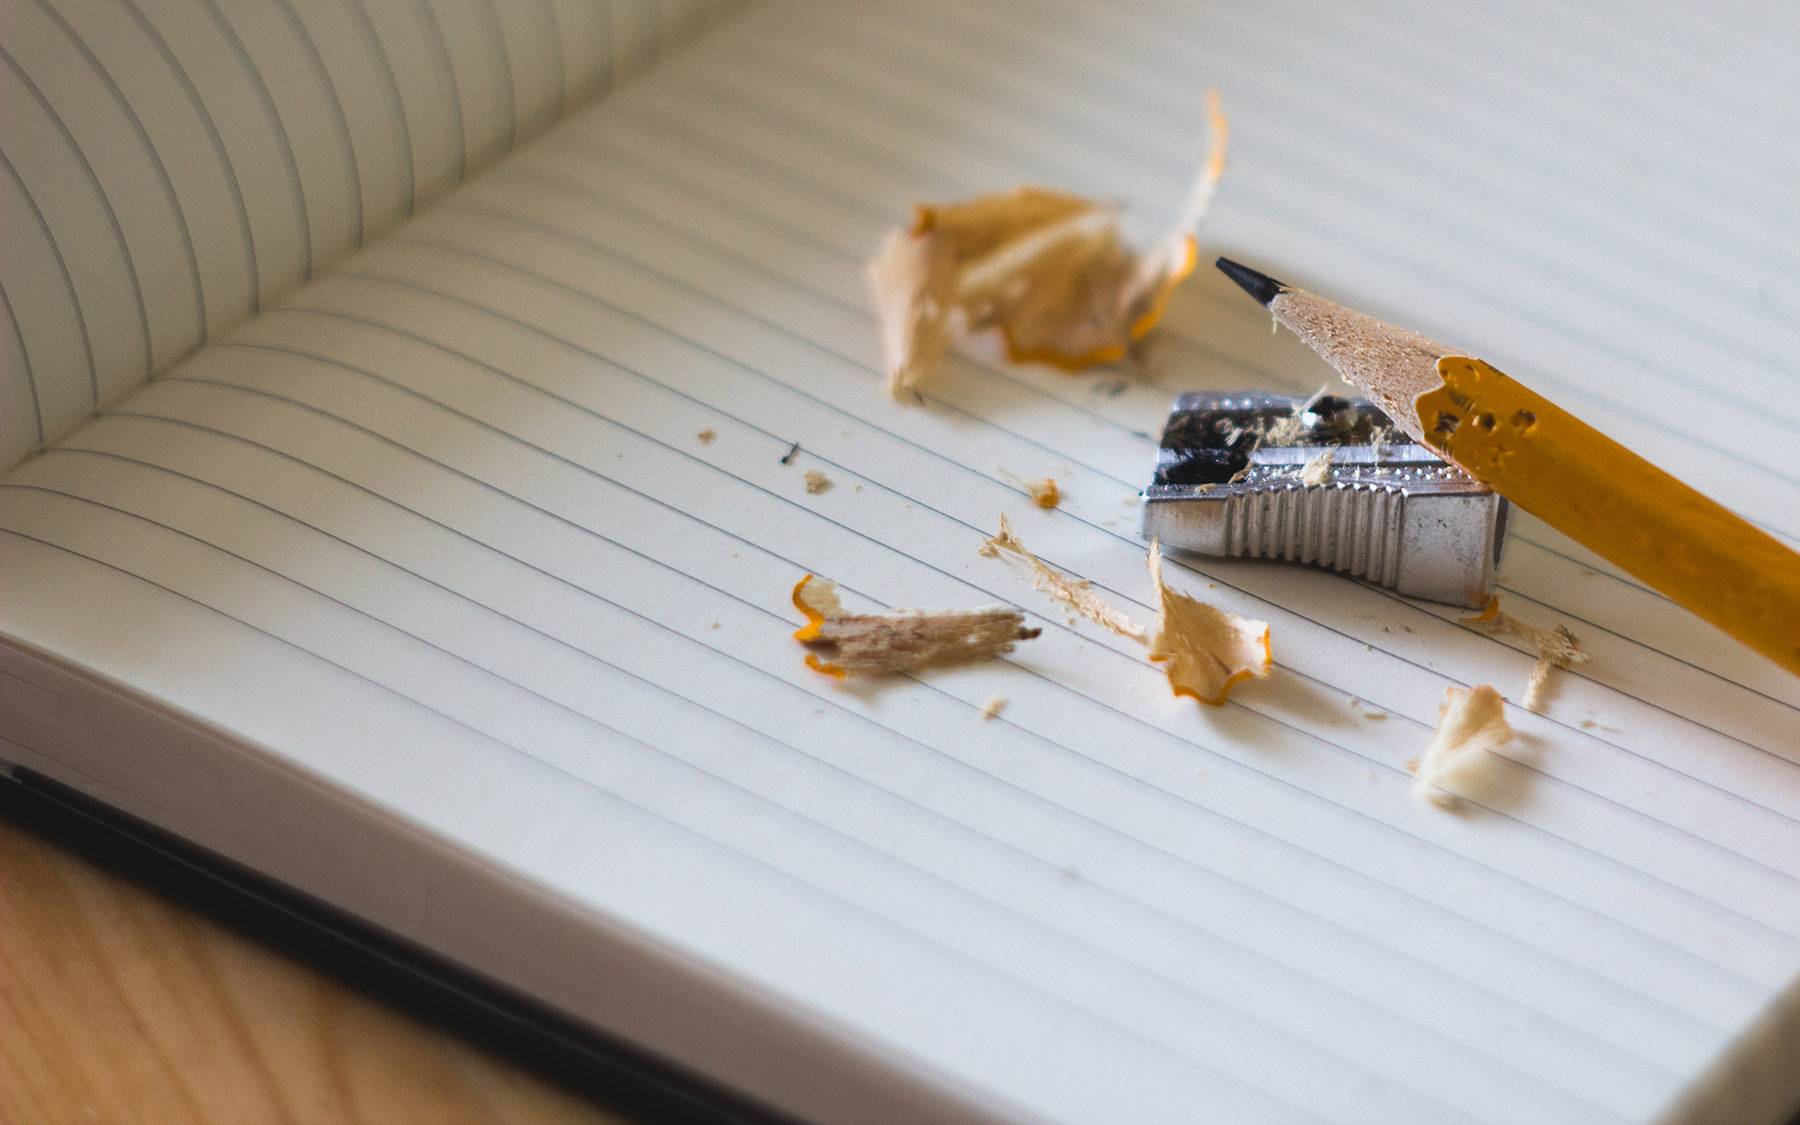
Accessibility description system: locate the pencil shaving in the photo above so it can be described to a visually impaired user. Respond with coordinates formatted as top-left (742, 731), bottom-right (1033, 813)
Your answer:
top-left (998, 468), bottom-right (1061, 508)
top-left (981, 517), bottom-right (1270, 704)
top-left (870, 91), bottom-right (1227, 397)
top-left (1298, 447), bottom-right (1335, 485)
top-left (1146, 543), bottom-right (1272, 705)
top-left (1460, 597), bottom-right (1587, 711)
top-left (869, 225), bottom-right (957, 396)
top-left (792, 573), bottom-right (847, 626)
top-left (1412, 684), bottom-right (1513, 807)
top-left (790, 575), bottom-right (1039, 678)
top-left (980, 515), bottom-right (1146, 642)
top-left (1262, 384), bottom-right (1332, 447)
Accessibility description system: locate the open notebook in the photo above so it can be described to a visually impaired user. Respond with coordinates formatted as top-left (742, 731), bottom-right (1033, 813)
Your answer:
top-left (5, 0), bottom-right (1800, 1120)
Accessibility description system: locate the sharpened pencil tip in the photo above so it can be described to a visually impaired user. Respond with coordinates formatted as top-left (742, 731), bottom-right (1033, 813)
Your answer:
top-left (1215, 258), bottom-right (1285, 307)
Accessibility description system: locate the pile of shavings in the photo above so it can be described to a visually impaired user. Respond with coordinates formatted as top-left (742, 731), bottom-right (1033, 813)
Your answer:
top-left (791, 574), bottom-right (1040, 678)
top-left (869, 91), bottom-right (1229, 398)
top-left (979, 515), bottom-right (1271, 705)
top-left (1411, 684), bottom-right (1515, 808)
top-left (1461, 596), bottom-right (1588, 712)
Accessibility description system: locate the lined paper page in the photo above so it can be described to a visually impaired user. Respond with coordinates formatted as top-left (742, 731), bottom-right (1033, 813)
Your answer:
top-left (3, 1), bottom-right (1799, 1121)
top-left (0, 0), bottom-right (744, 471)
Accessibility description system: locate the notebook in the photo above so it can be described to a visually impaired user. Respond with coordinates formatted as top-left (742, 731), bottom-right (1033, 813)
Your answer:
top-left (5, 0), bottom-right (1799, 1120)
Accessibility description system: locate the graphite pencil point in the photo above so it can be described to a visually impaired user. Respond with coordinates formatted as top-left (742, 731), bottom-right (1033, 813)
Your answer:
top-left (1214, 257), bottom-right (1285, 306)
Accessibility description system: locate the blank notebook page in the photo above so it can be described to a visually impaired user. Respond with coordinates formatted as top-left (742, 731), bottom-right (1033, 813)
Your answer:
top-left (4, 1), bottom-right (1799, 1121)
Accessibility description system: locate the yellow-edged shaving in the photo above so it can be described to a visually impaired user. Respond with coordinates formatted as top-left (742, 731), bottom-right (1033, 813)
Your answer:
top-left (1145, 543), bottom-right (1273, 705)
top-left (869, 92), bottom-right (1228, 397)
top-left (790, 574), bottom-right (1039, 678)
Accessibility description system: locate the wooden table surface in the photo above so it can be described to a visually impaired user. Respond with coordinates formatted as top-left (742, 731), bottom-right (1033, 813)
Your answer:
top-left (0, 818), bottom-right (628, 1125)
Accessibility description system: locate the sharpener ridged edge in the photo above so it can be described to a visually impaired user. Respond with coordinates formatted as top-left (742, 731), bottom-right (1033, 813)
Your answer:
top-left (1221, 484), bottom-right (1403, 586)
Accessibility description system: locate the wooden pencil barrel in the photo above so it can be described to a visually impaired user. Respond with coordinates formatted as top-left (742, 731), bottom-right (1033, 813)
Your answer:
top-left (1420, 357), bottom-right (1800, 676)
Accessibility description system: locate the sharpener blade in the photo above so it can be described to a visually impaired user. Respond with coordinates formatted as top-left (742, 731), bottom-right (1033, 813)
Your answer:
top-left (1141, 391), bottom-right (1508, 608)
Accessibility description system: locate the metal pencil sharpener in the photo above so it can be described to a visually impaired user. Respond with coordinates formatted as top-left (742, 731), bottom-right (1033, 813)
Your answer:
top-left (1141, 391), bottom-right (1508, 607)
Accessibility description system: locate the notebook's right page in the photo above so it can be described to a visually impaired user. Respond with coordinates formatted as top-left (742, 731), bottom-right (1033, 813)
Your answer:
top-left (646, 0), bottom-right (1800, 1118)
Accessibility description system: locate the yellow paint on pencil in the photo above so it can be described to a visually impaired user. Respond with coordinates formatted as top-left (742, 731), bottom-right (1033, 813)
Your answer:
top-left (1418, 357), bottom-right (1800, 675)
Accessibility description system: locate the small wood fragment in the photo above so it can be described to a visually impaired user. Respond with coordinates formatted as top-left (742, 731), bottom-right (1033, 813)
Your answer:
top-left (1460, 597), bottom-right (1588, 711)
top-left (980, 515), bottom-right (1146, 642)
top-left (1263, 384), bottom-right (1332, 447)
top-left (981, 517), bottom-right (1271, 705)
top-left (696, 428), bottom-right (716, 444)
top-left (999, 468), bottom-right (1061, 508)
top-left (804, 469), bottom-right (832, 494)
top-left (1299, 446), bottom-right (1336, 485)
top-left (979, 696), bottom-right (1007, 721)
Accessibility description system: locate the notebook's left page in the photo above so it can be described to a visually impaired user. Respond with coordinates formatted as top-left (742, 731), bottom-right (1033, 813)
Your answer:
top-left (0, 0), bottom-right (744, 471)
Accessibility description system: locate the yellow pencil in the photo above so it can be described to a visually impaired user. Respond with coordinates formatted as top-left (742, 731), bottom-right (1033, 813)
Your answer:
top-left (1215, 257), bottom-right (1800, 677)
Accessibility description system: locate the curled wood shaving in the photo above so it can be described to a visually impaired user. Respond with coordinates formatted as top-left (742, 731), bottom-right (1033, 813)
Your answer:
top-left (980, 515), bottom-right (1147, 642)
top-left (791, 575), bottom-right (1039, 678)
top-left (1460, 597), bottom-right (1587, 711)
top-left (870, 92), bottom-right (1228, 397)
top-left (1412, 684), bottom-right (1514, 807)
top-left (980, 517), bottom-right (1270, 705)
top-left (1145, 543), bottom-right (1272, 705)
